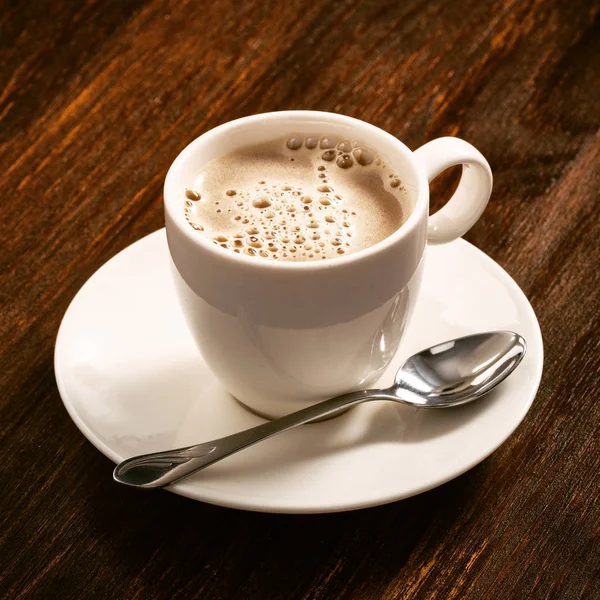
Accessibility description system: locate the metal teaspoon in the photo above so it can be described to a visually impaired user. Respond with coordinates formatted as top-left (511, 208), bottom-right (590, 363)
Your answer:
top-left (114, 331), bottom-right (526, 489)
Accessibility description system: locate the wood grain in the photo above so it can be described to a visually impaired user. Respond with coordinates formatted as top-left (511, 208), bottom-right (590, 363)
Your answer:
top-left (1, 0), bottom-right (599, 598)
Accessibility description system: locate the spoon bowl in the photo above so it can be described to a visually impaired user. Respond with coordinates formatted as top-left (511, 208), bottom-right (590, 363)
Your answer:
top-left (392, 331), bottom-right (526, 407)
top-left (114, 331), bottom-right (526, 489)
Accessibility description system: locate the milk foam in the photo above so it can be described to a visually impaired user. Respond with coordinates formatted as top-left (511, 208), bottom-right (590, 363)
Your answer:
top-left (184, 136), bottom-right (409, 261)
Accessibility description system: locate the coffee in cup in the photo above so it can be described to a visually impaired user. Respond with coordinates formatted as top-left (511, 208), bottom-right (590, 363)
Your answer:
top-left (183, 136), bottom-right (411, 262)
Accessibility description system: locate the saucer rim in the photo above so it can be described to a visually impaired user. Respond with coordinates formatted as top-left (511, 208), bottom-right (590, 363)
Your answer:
top-left (55, 229), bottom-right (543, 514)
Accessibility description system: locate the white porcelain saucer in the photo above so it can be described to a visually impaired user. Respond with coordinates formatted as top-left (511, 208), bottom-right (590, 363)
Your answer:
top-left (55, 230), bottom-right (543, 513)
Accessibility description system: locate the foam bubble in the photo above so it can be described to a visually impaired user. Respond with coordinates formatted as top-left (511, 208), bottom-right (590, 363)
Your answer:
top-left (336, 155), bottom-right (353, 169)
top-left (353, 148), bottom-right (375, 166)
top-left (320, 137), bottom-right (337, 149)
top-left (253, 197), bottom-right (272, 208)
top-left (186, 189), bottom-right (201, 201)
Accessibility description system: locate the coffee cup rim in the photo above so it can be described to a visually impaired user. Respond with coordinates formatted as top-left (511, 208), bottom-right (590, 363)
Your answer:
top-left (164, 110), bottom-right (429, 271)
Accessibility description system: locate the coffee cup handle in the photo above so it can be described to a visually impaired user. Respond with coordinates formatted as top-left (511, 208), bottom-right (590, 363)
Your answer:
top-left (413, 137), bottom-right (493, 244)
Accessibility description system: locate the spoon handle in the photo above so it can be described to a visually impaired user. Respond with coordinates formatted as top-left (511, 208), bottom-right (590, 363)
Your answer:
top-left (114, 390), bottom-right (392, 489)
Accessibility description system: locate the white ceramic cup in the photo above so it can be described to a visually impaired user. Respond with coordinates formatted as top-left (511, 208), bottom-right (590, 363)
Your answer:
top-left (164, 111), bottom-right (492, 418)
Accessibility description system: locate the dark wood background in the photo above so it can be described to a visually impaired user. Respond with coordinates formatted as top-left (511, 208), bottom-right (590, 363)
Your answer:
top-left (1, 0), bottom-right (599, 598)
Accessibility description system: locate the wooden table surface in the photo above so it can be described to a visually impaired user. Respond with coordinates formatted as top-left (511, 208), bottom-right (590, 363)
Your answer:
top-left (2, 0), bottom-right (599, 598)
